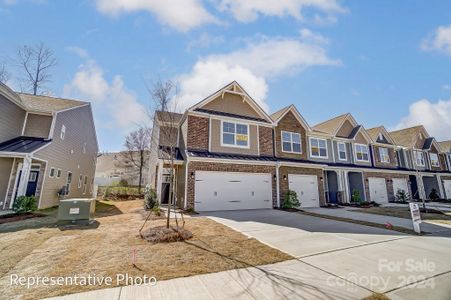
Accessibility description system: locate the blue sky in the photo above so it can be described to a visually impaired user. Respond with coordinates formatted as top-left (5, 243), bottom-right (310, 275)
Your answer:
top-left (1, 0), bottom-right (451, 151)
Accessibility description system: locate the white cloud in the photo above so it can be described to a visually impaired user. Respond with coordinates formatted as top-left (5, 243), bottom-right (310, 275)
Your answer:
top-left (63, 60), bottom-right (148, 130)
top-left (395, 98), bottom-right (451, 140)
top-left (218, 0), bottom-right (345, 23)
top-left (186, 33), bottom-right (225, 51)
top-left (176, 32), bottom-right (339, 112)
top-left (95, 0), bottom-right (218, 32)
top-left (421, 24), bottom-right (451, 56)
top-left (175, 60), bottom-right (268, 112)
top-left (65, 46), bottom-right (89, 59)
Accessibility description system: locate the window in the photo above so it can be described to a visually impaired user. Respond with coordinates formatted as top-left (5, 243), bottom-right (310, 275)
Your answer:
top-left (338, 142), bottom-right (347, 161)
top-left (310, 138), bottom-right (328, 158)
top-left (430, 153), bottom-right (440, 167)
top-left (83, 176), bottom-right (88, 194)
top-left (281, 131), bottom-right (302, 153)
top-left (78, 174), bottom-right (83, 189)
top-left (83, 142), bottom-right (87, 154)
top-left (49, 167), bottom-right (55, 178)
top-left (56, 169), bottom-right (62, 178)
top-left (379, 147), bottom-right (390, 163)
top-left (415, 151), bottom-right (425, 166)
top-left (29, 172), bottom-right (37, 182)
top-left (66, 172), bottom-right (72, 195)
top-left (60, 125), bottom-right (66, 140)
top-left (222, 121), bottom-right (249, 148)
top-left (355, 144), bottom-right (369, 162)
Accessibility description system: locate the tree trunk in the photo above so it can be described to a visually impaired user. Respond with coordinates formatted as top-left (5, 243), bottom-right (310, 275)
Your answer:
top-left (138, 150), bottom-right (144, 193)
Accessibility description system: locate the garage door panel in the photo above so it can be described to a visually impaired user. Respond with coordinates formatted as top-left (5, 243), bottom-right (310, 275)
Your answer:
top-left (288, 174), bottom-right (320, 208)
top-left (368, 177), bottom-right (388, 203)
top-left (195, 171), bottom-right (272, 211)
top-left (393, 178), bottom-right (408, 196)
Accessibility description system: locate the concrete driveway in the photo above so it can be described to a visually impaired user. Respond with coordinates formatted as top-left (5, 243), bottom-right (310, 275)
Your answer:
top-left (202, 209), bottom-right (451, 299)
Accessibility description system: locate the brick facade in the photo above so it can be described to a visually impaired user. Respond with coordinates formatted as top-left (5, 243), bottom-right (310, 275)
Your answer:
top-left (187, 115), bottom-right (209, 151)
top-left (274, 111), bottom-right (308, 160)
top-left (279, 166), bottom-right (326, 206)
top-left (258, 126), bottom-right (274, 157)
top-left (186, 161), bottom-right (277, 209)
top-left (363, 172), bottom-right (411, 202)
top-left (372, 145), bottom-right (398, 169)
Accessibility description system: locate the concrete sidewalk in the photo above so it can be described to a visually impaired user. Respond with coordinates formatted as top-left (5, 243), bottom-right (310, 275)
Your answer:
top-left (302, 207), bottom-right (451, 236)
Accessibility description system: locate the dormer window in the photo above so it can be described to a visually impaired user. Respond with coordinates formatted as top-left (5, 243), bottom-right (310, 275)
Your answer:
top-left (355, 144), bottom-right (369, 162)
top-left (222, 121), bottom-right (249, 148)
top-left (430, 153), bottom-right (440, 167)
top-left (379, 147), bottom-right (390, 163)
top-left (414, 151), bottom-right (425, 167)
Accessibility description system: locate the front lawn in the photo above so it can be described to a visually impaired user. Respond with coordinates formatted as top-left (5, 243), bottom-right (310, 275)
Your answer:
top-left (354, 206), bottom-right (451, 225)
top-left (0, 200), bottom-right (291, 300)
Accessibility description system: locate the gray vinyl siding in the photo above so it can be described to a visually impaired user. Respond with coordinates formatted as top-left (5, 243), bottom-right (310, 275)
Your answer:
top-left (34, 105), bottom-right (98, 208)
top-left (0, 94), bottom-right (26, 142)
top-left (0, 157), bottom-right (14, 206)
top-left (23, 113), bottom-right (53, 138)
top-left (332, 141), bottom-right (352, 163)
top-left (307, 137), bottom-right (334, 163)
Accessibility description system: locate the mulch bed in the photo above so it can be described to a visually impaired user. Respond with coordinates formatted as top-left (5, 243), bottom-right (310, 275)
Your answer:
top-left (0, 212), bottom-right (46, 224)
top-left (141, 226), bottom-right (193, 243)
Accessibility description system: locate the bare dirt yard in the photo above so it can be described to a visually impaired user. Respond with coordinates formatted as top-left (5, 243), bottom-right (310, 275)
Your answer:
top-left (0, 200), bottom-right (291, 300)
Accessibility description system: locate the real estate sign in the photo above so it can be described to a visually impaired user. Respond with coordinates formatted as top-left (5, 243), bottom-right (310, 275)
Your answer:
top-left (409, 203), bottom-right (422, 234)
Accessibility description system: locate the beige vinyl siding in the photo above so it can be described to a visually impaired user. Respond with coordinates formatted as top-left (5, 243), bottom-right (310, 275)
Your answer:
top-left (336, 120), bottom-right (354, 137)
top-left (23, 113), bottom-right (53, 138)
top-left (34, 105), bottom-right (98, 208)
top-left (202, 93), bottom-right (262, 119)
top-left (0, 158), bottom-right (14, 206)
top-left (0, 94), bottom-right (26, 142)
top-left (210, 119), bottom-right (258, 155)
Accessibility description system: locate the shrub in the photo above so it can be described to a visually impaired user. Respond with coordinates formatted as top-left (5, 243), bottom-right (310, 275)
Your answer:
top-left (152, 206), bottom-right (161, 216)
top-left (351, 189), bottom-right (361, 203)
top-left (144, 188), bottom-right (157, 210)
top-left (429, 189), bottom-right (440, 201)
top-left (118, 179), bottom-right (129, 187)
top-left (395, 189), bottom-right (410, 203)
top-left (12, 196), bottom-right (37, 214)
top-left (282, 190), bottom-right (300, 209)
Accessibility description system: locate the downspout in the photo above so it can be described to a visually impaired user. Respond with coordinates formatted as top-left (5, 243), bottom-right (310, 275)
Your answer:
top-left (276, 163), bottom-right (280, 208)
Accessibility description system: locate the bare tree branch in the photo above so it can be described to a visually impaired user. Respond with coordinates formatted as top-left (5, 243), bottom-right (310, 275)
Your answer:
top-left (0, 62), bottom-right (9, 84)
top-left (16, 43), bottom-right (57, 95)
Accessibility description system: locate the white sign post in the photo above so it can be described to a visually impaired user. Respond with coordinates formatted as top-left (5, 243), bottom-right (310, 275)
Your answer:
top-left (409, 203), bottom-right (422, 234)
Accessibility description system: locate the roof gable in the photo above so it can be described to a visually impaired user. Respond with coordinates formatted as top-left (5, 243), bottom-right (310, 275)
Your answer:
top-left (271, 104), bottom-right (311, 131)
top-left (389, 125), bottom-right (430, 148)
top-left (367, 126), bottom-right (395, 144)
top-left (350, 125), bottom-right (372, 144)
top-left (313, 113), bottom-right (358, 137)
top-left (188, 81), bottom-right (272, 123)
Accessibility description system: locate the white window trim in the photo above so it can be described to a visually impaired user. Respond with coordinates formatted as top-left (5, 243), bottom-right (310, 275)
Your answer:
top-left (83, 176), bottom-right (88, 194)
top-left (430, 153), bottom-right (440, 168)
top-left (66, 171), bottom-right (72, 195)
top-left (379, 147), bottom-right (390, 163)
top-left (60, 125), bottom-right (66, 140)
top-left (281, 131), bottom-right (302, 154)
top-left (354, 143), bottom-right (370, 162)
top-left (220, 120), bottom-right (250, 149)
top-left (49, 167), bottom-right (55, 178)
top-left (414, 150), bottom-right (425, 167)
top-left (78, 174), bottom-right (83, 189)
top-left (309, 137), bottom-right (328, 159)
top-left (337, 142), bottom-right (347, 161)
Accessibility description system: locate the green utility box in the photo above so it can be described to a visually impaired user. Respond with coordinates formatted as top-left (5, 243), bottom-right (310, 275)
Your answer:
top-left (58, 198), bottom-right (96, 225)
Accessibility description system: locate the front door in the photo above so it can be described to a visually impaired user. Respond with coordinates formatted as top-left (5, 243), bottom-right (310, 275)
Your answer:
top-left (25, 171), bottom-right (39, 196)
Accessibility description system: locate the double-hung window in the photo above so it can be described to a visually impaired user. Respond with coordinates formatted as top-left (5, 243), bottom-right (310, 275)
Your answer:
top-left (430, 153), bottom-right (440, 167)
top-left (379, 147), bottom-right (390, 163)
top-left (310, 138), bottom-right (328, 158)
top-left (282, 131), bottom-right (301, 153)
top-left (222, 121), bottom-right (249, 148)
top-left (415, 151), bottom-right (425, 166)
top-left (66, 172), bottom-right (72, 195)
top-left (355, 144), bottom-right (369, 162)
top-left (337, 142), bottom-right (347, 161)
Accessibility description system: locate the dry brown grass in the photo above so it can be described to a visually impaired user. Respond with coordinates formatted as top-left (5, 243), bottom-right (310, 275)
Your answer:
top-left (0, 200), bottom-right (291, 299)
top-left (355, 206), bottom-right (451, 225)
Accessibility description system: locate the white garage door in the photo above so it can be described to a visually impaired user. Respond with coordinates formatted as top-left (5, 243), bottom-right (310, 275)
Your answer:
top-left (288, 174), bottom-right (320, 208)
top-left (368, 177), bottom-right (388, 203)
top-left (393, 178), bottom-right (409, 196)
top-left (444, 180), bottom-right (451, 200)
top-left (194, 171), bottom-right (272, 211)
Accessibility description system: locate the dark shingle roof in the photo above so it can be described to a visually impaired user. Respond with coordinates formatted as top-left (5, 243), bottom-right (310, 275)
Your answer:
top-left (155, 111), bottom-right (183, 124)
top-left (17, 93), bottom-right (88, 113)
top-left (0, 136), bottom-right (51, 153)
top-left (423, 137), bottom-right (435, 150)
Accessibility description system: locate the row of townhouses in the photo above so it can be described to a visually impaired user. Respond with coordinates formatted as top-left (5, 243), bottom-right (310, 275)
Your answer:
top-left (0, 83), bottom-right (98, 211)
top-left (150, 81), bottom-right (451, 212)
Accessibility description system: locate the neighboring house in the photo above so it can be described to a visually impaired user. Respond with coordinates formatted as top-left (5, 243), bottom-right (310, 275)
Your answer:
top-left (95, 151), bottom-right (150, 186)
top-left (149, 81), bottom-right (451, 212)
top-left (0, 83), bottom-right (98, 210)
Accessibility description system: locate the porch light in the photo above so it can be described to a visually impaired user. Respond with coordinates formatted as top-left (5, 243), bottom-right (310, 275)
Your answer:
top-left (320, 177), bottom-right (323, 182)
top-left (283, 175), bottom-right (287, 181)
top-left (273, 174), bottom-right (277, 181)
top-left (190, 172), bottom-right (194, 179)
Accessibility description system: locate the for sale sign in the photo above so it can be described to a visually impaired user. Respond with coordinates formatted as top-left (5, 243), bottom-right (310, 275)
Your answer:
top-left (409, 203), bottom-right (422, 234)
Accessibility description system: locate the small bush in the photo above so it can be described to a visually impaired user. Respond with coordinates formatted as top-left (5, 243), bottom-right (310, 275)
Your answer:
top-left (152, 206), bottom-right (161, 216)
top-left (118, 179), bottom-right (129, 187)
top-left (429, 189), bottom-right (440, 201)
top-left (395, 189), bottom-right (410, 203)
top-left (351, 189), bottom-right (362, 203)
top-left (144, 188), bottom-right (157, 210)
top-left (12, 196), bottom-right (37, 214)
top-left (282, 190), bottom-right (300, 209)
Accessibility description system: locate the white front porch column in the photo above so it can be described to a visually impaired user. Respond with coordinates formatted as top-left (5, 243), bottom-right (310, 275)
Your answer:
top-left (156, 160), bottom-right (164, 204)
top-left (16, 156), bottom-right (32, 198)
top-left (341, 170), bottom-right (350, 203)
top-left (437, 174), bottom-right (445, 199)
top-left (416, 175), bottom-right (426, 200)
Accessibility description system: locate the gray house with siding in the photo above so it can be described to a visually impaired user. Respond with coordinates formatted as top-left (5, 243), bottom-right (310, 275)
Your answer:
top-left (0, 83), bottom-right (98, 210)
